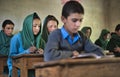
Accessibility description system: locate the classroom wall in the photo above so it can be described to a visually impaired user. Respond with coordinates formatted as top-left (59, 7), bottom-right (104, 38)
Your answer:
top-left (109, 0), bottom-right (120, 32)
top-left (0, 0), bottom-right (120, 42)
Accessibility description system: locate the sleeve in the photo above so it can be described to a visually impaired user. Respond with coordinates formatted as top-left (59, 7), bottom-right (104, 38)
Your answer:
top-left (0, 43), bottom-right (9, 56)
top-left (7, 34), bottom-right (30, 76)
top-left (106, 38), bottom-right (116, 52)
top-left (44, 30), bottom-right (73, 61)
top-left (84, 39), bottom-right (104, 56)
top-left (94, 39), bottom-right (102, 47)
top-left (9, 35), bottom-right (30, 57)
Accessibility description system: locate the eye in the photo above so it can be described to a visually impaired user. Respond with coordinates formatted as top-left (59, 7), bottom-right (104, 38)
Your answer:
top-left (72, 19), bottom-right (78, 22)
top-left (79, 19), bottom-right (83, 22)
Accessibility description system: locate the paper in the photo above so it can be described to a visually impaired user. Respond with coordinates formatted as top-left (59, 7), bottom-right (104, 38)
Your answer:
top-left (72, 53), bottom-right (101, 59)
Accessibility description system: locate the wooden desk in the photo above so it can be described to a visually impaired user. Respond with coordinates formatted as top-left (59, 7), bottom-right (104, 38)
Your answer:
top-left (12, 54), bottom-right (44, 77)
top-left (0, 55), bottom-right (8, 77)
top-left (34, 57), bottom-right (120, 77)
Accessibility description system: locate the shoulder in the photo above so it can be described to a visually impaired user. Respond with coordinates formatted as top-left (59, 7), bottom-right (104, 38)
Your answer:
top-left (49, 29), bottom-right (61, 37)
top-left (11, 33), bottom-right (21, 41)
top-left (78, 31), bottom-right (87, 41)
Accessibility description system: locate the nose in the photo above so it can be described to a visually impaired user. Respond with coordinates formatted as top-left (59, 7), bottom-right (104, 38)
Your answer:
top-left (36, 26), bottom-right (39, 30)
top-left (9, 28), bottom-right (13, 33)
top-left (76, 21), bottom-right (81, 27)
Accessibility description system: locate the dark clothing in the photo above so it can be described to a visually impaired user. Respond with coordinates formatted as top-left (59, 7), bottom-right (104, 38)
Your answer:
top-left (44, 29), bottom-right (104, 61)
top-left (107, 33), bottom-right (120, 57)
top-left (95, 29), bottom-right (110, 50)
top-left (0, 30), bottom-right (13, 56)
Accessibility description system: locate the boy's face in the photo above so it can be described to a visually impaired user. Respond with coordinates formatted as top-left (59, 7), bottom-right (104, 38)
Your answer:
top-left (62, 13), bottom-right (84, 34)
top-left (116, 30), bottom-right (120, 36)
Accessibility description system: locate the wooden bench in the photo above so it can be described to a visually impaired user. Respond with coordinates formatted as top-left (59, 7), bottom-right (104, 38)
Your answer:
top-left (34, 57), bottom-right (120, 77)
top-left (12, 54), bottom-right (44, 77)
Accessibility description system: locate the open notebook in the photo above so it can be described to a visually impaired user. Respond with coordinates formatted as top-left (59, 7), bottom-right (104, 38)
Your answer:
top-left (72, 53), bottom-right (102, 59)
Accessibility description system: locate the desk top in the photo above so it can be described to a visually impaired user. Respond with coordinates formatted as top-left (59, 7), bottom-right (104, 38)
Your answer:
top-left (12, 54), bottom-right (43, 59)
top-left (34, 57), bottom-right (120, 68)
top-left (0, 55), bottom-right (8, 58)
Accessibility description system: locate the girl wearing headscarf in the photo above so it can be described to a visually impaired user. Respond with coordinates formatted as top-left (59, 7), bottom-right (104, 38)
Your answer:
top-left (42, 15), bottom-right (59, 43)
top-left (0, 19), bottom-right (14, 75)
top-left (95, 29), bottom-right (110, 50)
top-left (81, 26), bottom-right (92, 39)
top-left (7, 12), bottom-right (45, 77)
top-left (0, 20), bottom-right (14, 56)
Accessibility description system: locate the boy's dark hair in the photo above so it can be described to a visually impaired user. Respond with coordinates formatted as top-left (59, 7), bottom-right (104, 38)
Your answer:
top-left (115, 24), bottom-right (120, 31)
top-left (2, 19), bottom-right (14, 28)
top-left (62, 1), bottom-right (84, 18)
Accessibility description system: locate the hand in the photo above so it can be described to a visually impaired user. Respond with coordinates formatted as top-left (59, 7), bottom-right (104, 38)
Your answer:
top-left (114, 47), bottom-right (120, 52)
top-left (29, 46), bottom-right (37, 53)
top-left (36, 48), bottom-right (44, 54)
top-left (72, 50), bottom-right (79, 57)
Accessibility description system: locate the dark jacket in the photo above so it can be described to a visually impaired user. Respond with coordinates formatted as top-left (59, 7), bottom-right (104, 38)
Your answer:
top-left (44, 29), bottom-right (104, 61)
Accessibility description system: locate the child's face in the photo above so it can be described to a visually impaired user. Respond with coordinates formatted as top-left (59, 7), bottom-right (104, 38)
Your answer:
top-left (3, 24), bottom-right (14, 36)
top-left (32, 19), bottom-right (41, 35)
top-left (62, 13), bottom-right (84, 34)
top-left (86, 29), bottom-right (91, 38)
top-left (47, 20), bottom-right (58, 33)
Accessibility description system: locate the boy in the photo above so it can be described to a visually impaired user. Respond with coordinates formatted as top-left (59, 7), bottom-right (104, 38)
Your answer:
top-left (107, 24), bottom-right (120, 57)
top-left (44, 1), bottom-right (104, 61)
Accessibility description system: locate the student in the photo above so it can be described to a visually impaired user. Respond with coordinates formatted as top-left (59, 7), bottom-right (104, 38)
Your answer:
top-left (0, 19), bottom-right (14, 75)
top-left (95, 29), bottom-right (110, 50)
top-left (81, 26), bottom-right (92, 39)
top-left (7, 12), bottom-right (45, 77)
top-left (44, 1), bottom-right (104, 61)
top-left (42, 15), bottom-right (59, 43)
top-left (107, 24), bottom-right (120, 57)
top-left (0, 19), bottom-right (14, 56)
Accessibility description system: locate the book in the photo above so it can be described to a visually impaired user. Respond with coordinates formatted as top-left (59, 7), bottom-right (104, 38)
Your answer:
top-left (72, 53), bottom-right (101, 59)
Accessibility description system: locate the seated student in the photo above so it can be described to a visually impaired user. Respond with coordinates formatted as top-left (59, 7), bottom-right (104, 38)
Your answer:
top-left (0, 19), bottom-right (14, 75)
top-left (42, 15), bottom-right (59, 43)
top-left (95, 29), bottom-right (110, 50)
top-left (44, 1), bottom-right (104, 61)
top-left (81, 26), bottom-right (92, 39)
top-left (7, 12), bottom-right (45, 77)
top-left (0, 19), bottom-right (14, 56)
top-left (107, 24), bottom-right (120, 57)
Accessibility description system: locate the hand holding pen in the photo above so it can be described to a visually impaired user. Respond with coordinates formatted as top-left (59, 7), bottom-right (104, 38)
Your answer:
top-left (36, 48), bottom-right (44, 54)
top-left (29, 42), bottom-right (37, 53)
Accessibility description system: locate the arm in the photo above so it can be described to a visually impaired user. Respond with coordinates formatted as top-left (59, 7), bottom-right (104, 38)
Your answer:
top-left (9, 33), bottom-right (30, 57)
top-left (44, 30), bottom-right (73, 61)
top-left (0, 43), bottom-right (9, 56)
top-left (95, 39), bottom-right (102, 47)
top-left (84, 39), bottom-right (104, 56)
top-left (106, 38), bottom-right (116, 52)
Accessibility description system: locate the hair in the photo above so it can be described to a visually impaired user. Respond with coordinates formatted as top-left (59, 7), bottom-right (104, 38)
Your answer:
top-left (33, 12), bottom-right (40, 20)
top-left (2, 19), bottom-right (14, 28)
top-left (44, 15), bottom-right (59, 26)
top-left (115, 24), bottom-right (120, 31)
top-left (62, 1), bottom-right (84, 18)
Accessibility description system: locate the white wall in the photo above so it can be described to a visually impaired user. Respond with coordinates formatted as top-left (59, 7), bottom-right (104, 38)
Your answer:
top-left (0, 0), bottom-right (120, 42)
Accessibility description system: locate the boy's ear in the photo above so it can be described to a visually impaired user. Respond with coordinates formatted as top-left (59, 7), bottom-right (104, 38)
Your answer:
top-left (61, 16), bottom-right (66, 23)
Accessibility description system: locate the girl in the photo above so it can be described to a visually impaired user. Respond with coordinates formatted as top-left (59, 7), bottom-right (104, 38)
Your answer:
top-left (7, 12), bottom-right (45, 77)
